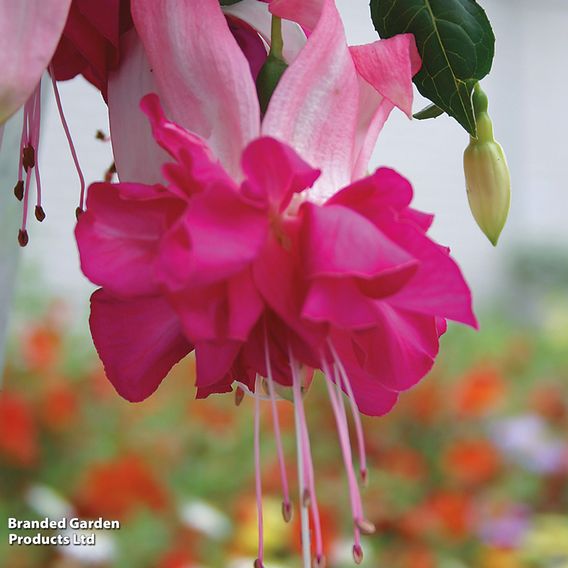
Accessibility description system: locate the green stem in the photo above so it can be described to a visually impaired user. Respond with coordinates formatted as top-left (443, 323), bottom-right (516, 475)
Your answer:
top-left (270, 16), bottom-right (283, 59)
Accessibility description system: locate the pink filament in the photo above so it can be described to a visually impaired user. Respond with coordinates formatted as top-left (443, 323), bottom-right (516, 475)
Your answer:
top-left (32, 82), bottom-right (43, 209)
top-left (321, 357), bottom-right (362, 549)
top-left (49, 66), bottom-right (86, 212)
top-left (290, 351), bottom-right (324, 563)
top-left (263, 327), bottom-right (291, 515)
top-left (328, 340), bottom-right (367, 481)
top-left (254, 376), bottom-right (264, 566)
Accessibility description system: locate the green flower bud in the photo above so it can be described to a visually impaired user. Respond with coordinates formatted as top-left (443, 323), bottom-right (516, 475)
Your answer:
top-left (256, 53), bottom-right (288, 116)
top-left (463, 85), bottom-right (511, 246)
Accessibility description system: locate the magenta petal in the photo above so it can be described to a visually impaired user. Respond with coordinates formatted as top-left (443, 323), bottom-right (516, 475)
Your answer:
top-left (241, 137), bottom-right (320, 211)
top-left (75, 182), bottom-right (184, 297)
top-left (303, 278), bottom-right (378, 329)
top-left (131, 0), bottom-right (260, 178)
top-left (90, 290), bottom-right (192, 402)
top-left (183, 184), bottom-right (269, 286)
top-left (346, 305), bottom-right (439, 392)
top-left (195, 340), bottom-right (241, 388)
top-left (301, 202), bottom-right (416, 279)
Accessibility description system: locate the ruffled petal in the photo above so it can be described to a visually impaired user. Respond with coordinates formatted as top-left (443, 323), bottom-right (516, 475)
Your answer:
top-left (90, 290), bottom-right (192, 402)
top-left (131, 0), bottom-right (260, 178)
top-left (0, 0), bottom-right (71, 123)
top-left (339, 304), bottom-right (440, 392)
top-left (75, 182), bottom-right (184, 297)
top-left (241, 137), bottom-right (320, 212)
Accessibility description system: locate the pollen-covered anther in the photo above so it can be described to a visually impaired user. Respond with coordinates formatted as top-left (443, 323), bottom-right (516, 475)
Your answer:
top-left (356, 518), bottom-right (376, 535)
top-left (234, 386), bottom-right (245, 406)
top-left (253, 559), bottom-right (264, 568)
top-left (352, 544), bottom-right (364, 565)
top-left (22, 145), bottom-right (35, 172)
top-left (281, 500), bottom-right (293, 523)
top-left (34, 205), bottom-right (46, 222)
top-left (302, 488), bottom-right (311, 508)
top-left (95, 129), bottom-right (109, 141)
top-left (13, 181), bottom-right (24, 201)
top-left (18, 229), bottom-right (29, 247)
top-left (75, 207), bottom-right (84, 221)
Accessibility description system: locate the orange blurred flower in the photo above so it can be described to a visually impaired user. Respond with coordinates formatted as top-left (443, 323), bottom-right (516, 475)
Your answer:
top-left (399, 379), bottom-right (443, 425)
top-left (443, 439), bottom-right (502, 486)
top-left (77, 455), bottom-right (168, 519)
top-left (40, 383), bottom-right (79, 431)
top-left (0, 391), bottom-right (38, 467)
top-left (379, 447), bottom-right (427, 480)
top-left (453, 364), bottom-right (505, 417)
top-left (21, 324), bottom-right (62, 372)
top-left (398, 544), bottom-right (436, 568)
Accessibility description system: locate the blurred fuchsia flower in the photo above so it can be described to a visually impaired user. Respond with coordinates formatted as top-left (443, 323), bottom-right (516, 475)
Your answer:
top-left (74, 0), bottom-right (477, 565)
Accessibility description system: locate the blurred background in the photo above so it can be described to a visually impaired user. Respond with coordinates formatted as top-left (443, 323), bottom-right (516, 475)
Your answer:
top-left (1, 1), bottom-right (568, 567)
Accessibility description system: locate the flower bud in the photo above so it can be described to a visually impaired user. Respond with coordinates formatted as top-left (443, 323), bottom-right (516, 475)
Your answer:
top-left (256, 53), bottom-right (288, 115)
top-left (463, 85), bottom-right (511, 246)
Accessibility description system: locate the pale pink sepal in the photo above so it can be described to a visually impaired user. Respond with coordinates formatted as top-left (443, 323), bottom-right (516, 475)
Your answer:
top-left (108, 30), bottom-right (169, 184)
top-left (263, 0), bottom-right (359, 202)
top-left (0, 0), bottom-right (72, 123)
top-left (131, 0), bottom-right (260, 179)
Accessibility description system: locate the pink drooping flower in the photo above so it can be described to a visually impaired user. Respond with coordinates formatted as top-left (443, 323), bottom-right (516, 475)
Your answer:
top-left (76, 0), bottom-right (476, 565)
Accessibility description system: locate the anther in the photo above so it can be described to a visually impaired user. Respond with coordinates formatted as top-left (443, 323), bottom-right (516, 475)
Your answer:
top-left (95, 129), bottom-right (109, 141)
top-left (356, 518), bottom-right (376, 535)
top-left (361, 468), bottom-right (368, 486)
top-left (234, 386), bottom-right (245, 406)
top-left (22, 145), bottom-right (35, 172)
top-left (253, 559), bottom-right (264, 568)
top-left (282, 500), bottom-right (293, 523)
top-left (314, 554), bottom-right (327, 568)
top-left (34, 205), bottom-right (46, 222)
top-left (104, 162), bottom-right (116, 183)
top-left (13, 181), bottom-right (24, 201)
top-left (352, 544), bottom-right (364, 565)
top-left (75, 207), bottom-right (84, 220)
top-left (18, 229), bottom-right (29, 247)
top-left (302, 488), bottom-right (311, 508)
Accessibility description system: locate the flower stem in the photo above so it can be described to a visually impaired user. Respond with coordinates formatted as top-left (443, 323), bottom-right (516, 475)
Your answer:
top-left (270, 16), bottom-right (283, 59)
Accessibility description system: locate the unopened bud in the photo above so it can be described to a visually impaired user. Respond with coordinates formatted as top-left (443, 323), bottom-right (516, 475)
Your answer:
top-left (464, 84), bottom-right (511, 246)
top-left (256, 53), bottom-right (287, 116)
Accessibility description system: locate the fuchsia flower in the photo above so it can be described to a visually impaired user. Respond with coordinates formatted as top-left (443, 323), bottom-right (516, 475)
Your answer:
top-left (75, 0), bottom-right (477, 565)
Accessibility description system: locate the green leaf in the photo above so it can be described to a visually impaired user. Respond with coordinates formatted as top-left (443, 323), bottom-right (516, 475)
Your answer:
top-left (413, 103), bottom-right (444, 120)
top-left (219, 0), bottom-right (243, 5)
top-left (370, 0), bottom-right (495, 136)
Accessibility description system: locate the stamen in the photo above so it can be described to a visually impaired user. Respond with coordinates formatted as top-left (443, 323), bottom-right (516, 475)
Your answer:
top-left (254, 376), bottom-right (264, 567)
top-left (328, 340), bottom-right (368, 483)
top-left (18, 97), bottom-right (34, 245)
top-left (49, 66), bottom-right (85, 215)
top-left (263, 326), bottom-right (292, 522)
top-left (321, 356), bottom-right (365, 554)
top-left (293, 363), bottom-right (312, 568)
top-left (32, 82), bottom-right (44, 220)
top-left (290, 352), bottom-right (324, 565)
